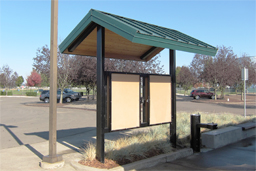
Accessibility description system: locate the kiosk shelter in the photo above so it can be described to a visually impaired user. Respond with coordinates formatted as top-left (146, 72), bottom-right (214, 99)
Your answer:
top-left (59, 9), bottom-right (218, 163)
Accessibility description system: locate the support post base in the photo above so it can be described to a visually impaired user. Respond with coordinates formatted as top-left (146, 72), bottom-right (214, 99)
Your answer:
top-left (41, 155), bottom-right (64, 169)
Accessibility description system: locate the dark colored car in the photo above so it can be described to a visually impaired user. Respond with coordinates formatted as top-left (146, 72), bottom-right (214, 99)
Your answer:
top-left (191, 89), bottom-right (215, 100)
top-left (63, 88), bottom-right (82, 101)
top-left (37, 89), bottom-right (44, 93)
top-left (39, 90), bottom-right (73, 103)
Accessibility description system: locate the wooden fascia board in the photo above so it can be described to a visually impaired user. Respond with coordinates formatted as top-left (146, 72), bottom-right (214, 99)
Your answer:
top-left (132, 33), bottom-right (218, 56)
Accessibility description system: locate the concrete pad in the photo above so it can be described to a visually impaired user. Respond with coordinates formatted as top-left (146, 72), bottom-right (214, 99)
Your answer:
top-left (0, 145), bottom-right (44, 171)
top-left (146, 136), bottom-right (255, 171)
top-left (40, 160), bottom-right (65, 170)
top-left (202, 126), bottom-right (242, 149)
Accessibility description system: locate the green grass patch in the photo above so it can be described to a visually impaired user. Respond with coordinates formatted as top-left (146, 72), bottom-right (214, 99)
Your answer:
top-left (81, 112), bottom-right (255, 165)
top-left (25, 92), bottom-right (37, 96)
top-left (0, 91), bottom-right (13, 95)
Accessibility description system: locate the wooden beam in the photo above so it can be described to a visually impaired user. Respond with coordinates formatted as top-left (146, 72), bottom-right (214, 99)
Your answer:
top-left (140, 46), bottom-right (158, 60)
top-left (42, 0), bottom-right (63, 164)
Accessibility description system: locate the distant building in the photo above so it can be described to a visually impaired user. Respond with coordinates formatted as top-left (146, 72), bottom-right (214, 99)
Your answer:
top-left (237, 56), bottom-right (256, 64)
top-left (249, 56), bottom-right (256, 63)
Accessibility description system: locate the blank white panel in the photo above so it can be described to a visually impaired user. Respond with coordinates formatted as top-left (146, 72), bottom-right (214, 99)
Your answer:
top-left (111, 74), bottom-right (140, 131)
top-left (150, 75), bottom-right (171, 125)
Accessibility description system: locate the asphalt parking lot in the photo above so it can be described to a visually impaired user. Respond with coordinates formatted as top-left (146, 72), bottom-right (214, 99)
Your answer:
top-left (0, 95), bottom-right (255, 150)
top-left (177, 95), bottom-right (255, 115)
top-left (0, 96), bottom-right (96, 150)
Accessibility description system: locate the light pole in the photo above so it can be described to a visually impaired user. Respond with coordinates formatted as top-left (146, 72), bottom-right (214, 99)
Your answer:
top-left (41, 0), bottom-right (64, 168)
top-left (242, 67), bottom-right (248, 118)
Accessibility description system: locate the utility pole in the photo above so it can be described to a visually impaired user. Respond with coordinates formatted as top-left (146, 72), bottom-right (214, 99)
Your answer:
top-left (242, 67), bottom-right (248, 118)
top-left (41, 0), bottom-right (64, 168)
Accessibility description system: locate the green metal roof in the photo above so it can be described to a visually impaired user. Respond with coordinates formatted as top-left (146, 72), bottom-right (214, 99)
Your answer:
top-left (59, 9), bottom-right (217, 60)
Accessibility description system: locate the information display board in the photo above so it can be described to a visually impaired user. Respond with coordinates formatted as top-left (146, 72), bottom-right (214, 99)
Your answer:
top-left (149, 75), bottom-right (171, 125)
top-left (111, 74), bottom-right (140, 131)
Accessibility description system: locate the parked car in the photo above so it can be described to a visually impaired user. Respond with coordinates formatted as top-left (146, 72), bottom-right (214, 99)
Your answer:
top-left (191, 89), bottom-right (215, 99)
top-left (190, 90), bottom-right (195, 97)
top-left (39, 90), bottom-right (73, 103)
top-left (63, 88), bottom-right (82, 101)
top-left (37, 89), bottom-right (44, 93)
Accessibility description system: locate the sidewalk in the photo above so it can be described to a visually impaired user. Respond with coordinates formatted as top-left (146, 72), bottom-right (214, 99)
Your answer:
top-left (0, 126), bottom-right (150, 171)
top-left (141, 135), bottom-right (256, 171)
top-left (0, 129), bottom-right (255, 171)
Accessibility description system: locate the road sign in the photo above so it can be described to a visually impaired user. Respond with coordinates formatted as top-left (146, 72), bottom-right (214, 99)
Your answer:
top-left (241, 68), bottom-right (248, 80)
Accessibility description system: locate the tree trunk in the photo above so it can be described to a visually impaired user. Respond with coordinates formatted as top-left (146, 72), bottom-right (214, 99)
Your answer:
top-left (60, 90), bottom-right (63, 104)
top-left (214, 89), bottom-right (217, 100)
top-left (87, 88), bottom-right (90, 100)
top-left (221, 89), bottom-right (224, 99)
top-left (92, 86), bottom-right (95, 100)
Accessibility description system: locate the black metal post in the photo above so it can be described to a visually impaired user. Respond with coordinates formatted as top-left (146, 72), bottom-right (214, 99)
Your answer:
top-left (96, 25), bottom-right (105, 163)
top-left (190, 114), bottom-right (200, 152)
top-left (170, 49), bottom-right (176, 148)
top-left (190, 114), bottom-right (217, 152)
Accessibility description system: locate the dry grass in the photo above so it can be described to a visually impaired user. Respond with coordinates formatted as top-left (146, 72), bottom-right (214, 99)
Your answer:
top-left (176, 112), bottom-right (255, 146)
top-left (81, 112), bottom-right (255, 164)
top-left (81, 124), bottom-right (172, 165)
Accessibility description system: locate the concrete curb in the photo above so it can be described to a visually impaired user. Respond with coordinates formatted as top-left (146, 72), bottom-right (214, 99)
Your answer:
top-left (70, 148), bottom-right (193, 171)
top-left (202, 121), bottom-right (256, 149)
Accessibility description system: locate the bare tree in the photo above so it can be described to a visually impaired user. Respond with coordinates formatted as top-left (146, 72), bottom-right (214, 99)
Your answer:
top-left (178, 66), bottom-right (196, 95)
top-left (109, 55), bottom-right (165, 74)
top-left (57, 53), bottom-right (78, 103)
top-left (233, 54), bottom-right (256, 100)
top-left (33, 45), bottom-right (51, 86)
top-left (190, 46), bottom-right (238, 99)
top-left (73, 54), bottom-right (165, 99)
top-left (0, 65), bottom-right (18, 95)
top-left (33, 45), bottom-right (78, 103)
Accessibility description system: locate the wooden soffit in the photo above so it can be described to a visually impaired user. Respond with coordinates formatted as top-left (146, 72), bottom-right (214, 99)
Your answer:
top-left (63, 27), bottom-right (163, 61)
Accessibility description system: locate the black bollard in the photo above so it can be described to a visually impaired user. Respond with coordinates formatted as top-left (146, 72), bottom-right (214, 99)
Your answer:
top-left (190, 114), bottom-right (200, 152)
top-left (190, 114), bottom-right (218, 152)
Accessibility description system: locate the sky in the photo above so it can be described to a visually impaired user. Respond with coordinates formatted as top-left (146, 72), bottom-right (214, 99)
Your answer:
top-left (0, 0), bottom-right (255, 81)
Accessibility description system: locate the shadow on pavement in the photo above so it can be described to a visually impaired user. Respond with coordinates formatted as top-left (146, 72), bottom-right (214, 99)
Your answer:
top-left (0, 123), bottom-right (44, 159)
top-left (25, 127), bottom-right (96, 152)
top-left (24, 126), bottom-right (137, 154)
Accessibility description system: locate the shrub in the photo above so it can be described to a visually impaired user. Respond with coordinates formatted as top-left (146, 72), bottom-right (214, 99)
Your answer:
top-left (0, 91), bottom-right (12, 95)
top-left (26, 92), bottom-right (37, 96)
